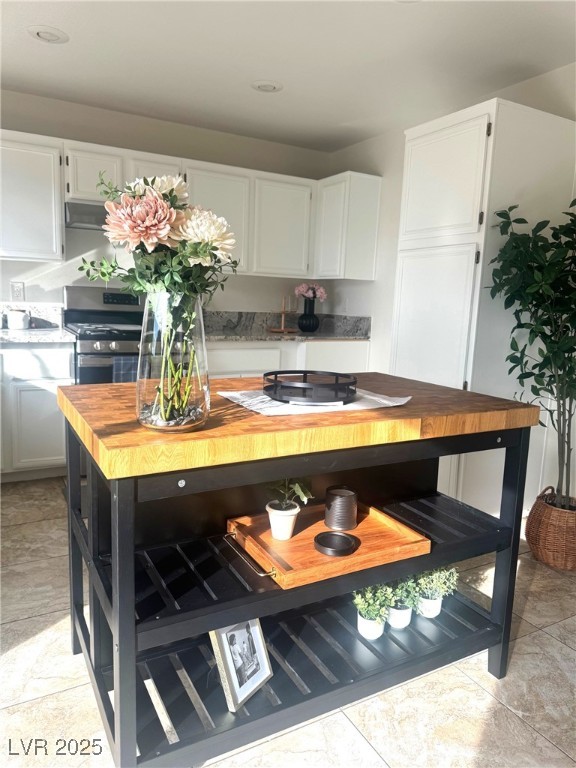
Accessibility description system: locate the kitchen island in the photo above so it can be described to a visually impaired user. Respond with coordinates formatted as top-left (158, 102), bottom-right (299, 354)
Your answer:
top-left (58, 373), bottom-right (538, 768)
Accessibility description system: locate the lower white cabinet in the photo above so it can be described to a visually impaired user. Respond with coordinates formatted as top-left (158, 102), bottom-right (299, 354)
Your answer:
top-left (207, 340), bottom-right (369, 379)
top-left (1, 345), bottom-right (74, 475)
top-left (9, 379), bottom-right (72, 469)
top-left (303, 340), bottom-right (370, 373)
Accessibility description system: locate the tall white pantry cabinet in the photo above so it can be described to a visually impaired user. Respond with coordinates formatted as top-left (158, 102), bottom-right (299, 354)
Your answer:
top-left (391, 98), bottom-right (575, 512)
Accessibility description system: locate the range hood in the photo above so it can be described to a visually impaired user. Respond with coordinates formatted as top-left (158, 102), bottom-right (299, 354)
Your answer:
top-left (65, 202), bottom-right (107, 230)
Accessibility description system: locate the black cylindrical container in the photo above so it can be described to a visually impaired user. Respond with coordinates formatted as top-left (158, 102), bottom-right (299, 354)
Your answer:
top-left (324, 485), bottom-right (358, 530)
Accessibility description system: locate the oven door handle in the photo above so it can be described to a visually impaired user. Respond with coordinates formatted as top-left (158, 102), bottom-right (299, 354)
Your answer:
top-left (77, 356), bottom-right (115, 367)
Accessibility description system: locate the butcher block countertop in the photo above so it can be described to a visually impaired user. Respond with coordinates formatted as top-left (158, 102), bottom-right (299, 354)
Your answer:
top-left (57, 373), bottom-right (539, 480)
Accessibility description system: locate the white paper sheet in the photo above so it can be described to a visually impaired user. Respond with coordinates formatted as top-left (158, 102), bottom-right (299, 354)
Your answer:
top-left (217, 388), bottom-right (411, 416)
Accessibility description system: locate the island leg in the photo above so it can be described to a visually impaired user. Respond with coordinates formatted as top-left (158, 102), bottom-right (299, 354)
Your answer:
top-left (111, 478), bottom-right (138, 768)
top-left (65, 424), bottom-right (83, 655)
top-left (488, 427), bottom-right (530, 678)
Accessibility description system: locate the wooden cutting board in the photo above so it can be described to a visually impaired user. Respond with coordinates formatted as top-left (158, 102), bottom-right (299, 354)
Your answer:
top-left (226, 502), bottom-right (431, 589)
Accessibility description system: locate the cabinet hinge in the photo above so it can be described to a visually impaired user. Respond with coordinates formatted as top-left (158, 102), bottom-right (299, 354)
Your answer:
top-left (463, 380), bottom-right (469, 391)
top-left (59, 155), bottom-right (63, 166)
top-left (65, 155), bottom-right (69, 166)
top-left (62, 244), bottom-right (64, 254)
top-left (478, 211), bottom-right (484, 226)
top-left (475, 250), bottom-right (480, 264)
top-left (486, 122), bottom-right (492, 137)
top-left (183, 172), bottom-right (187, 183)
top-left (66, 182), bottom-right (70, 193)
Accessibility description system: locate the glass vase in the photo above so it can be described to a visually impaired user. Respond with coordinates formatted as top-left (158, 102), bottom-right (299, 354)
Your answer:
top-left (137, 292), bottom-right (209, 432)
top-left (297, 297), bottom-right (320, 333)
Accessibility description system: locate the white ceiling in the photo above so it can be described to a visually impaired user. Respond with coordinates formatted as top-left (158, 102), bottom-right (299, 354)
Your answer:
top-left (1, 0), bottom-right (575, 152)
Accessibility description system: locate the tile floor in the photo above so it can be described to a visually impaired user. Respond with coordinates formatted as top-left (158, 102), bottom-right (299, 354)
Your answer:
top-left (1, 478), bottom-right (575, 768)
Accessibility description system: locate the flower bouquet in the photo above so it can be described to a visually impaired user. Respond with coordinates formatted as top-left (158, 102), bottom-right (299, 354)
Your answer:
top-left (80, 174), bottom-right (237, 430)
top-left (294, 282), bottom-right (327, 302)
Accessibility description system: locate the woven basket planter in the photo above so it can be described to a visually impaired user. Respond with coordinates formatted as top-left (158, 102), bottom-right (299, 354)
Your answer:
top-left (525, 486), bottom-right (576, 571)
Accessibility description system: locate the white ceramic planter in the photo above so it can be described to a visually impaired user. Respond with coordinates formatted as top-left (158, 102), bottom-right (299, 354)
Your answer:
top-left (387, 605), bottom-right (412, 629)
top-left (357, 613), bottom-right (384, 640)
top-left (418, 596), bottom-right (443, 618)
top-left (266, 501), bottom-right (300, 540)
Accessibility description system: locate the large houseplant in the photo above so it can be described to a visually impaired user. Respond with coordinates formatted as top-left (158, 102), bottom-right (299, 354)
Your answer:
top-left (491, 201), bottom-right (576, 568)
top-left (80, 174), bottom-right (237, 431)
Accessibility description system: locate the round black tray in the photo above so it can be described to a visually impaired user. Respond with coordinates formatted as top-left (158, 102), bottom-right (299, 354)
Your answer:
top-left (263, 370), bottom-right (358, 405)
top-left (314, 531), bottom-right (360, 557)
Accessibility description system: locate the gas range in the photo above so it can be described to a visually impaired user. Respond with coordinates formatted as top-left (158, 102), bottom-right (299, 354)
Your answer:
top-left (64, 286), bottom-right (144, 383)
top-left (66, 322), bottom-right (143, 354)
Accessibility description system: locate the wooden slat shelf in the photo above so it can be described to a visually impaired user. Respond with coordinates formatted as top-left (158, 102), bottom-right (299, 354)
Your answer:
top-left (82, 492), bottom-right (509, 651)
top-left (98, 592), bottom-right (500, 767)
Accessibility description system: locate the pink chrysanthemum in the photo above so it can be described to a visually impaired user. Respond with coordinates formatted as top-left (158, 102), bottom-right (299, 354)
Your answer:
top-left (103, 188), bottom-right (186, 253)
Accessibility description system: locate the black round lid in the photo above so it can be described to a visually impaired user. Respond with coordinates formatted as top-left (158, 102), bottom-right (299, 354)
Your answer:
top-left (314, 531), bottom-right (360, 557)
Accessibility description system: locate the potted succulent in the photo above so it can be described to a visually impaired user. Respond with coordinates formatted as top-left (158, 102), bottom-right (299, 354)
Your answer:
top-left (491, 202), bottom-right (576, 570)
top-left (266, 478), bottom-right (313, 541)
top-left (387, 577), bottom-right (420, 629)
top-left (353, 584), bottom-right (394, 640)
top-left (415, 567), bottom-right (459, 618)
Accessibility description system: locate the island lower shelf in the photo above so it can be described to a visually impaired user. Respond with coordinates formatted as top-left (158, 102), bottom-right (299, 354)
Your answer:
top-left (86, 591), bottom-right (500, 767)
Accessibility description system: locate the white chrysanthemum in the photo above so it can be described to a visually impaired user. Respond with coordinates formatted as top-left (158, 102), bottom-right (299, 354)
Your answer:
top-left (179, 207), bottom-right (236, 264)
top-left (130, 175), bottom-right (189, 206)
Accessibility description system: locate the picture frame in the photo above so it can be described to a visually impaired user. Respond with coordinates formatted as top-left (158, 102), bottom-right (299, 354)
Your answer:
top-left (209, 619), bottom-right (273, 712)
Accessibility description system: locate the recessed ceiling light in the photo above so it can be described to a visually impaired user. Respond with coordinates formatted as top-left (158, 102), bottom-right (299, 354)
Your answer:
top-left (251, 80), bottom-right (283, 93)
top-left (27, 25), bottom-right (70, 44)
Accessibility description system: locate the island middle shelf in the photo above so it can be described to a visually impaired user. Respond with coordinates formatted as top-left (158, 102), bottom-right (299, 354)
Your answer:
top-left (70, 489), bottom-right (511, 652)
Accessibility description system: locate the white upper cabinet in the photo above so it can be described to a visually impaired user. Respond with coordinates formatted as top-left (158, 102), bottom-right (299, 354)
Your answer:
top-left (0, 132), bottom-right (63, 261)
top-left (315, 171), bottom-right (381, 280)
top-left (399, 114), bottom-right (490, 244)
top-left (65, 143), bottom-right (124, 201)
top-left (125, 151), bottom-right (182, 184)
top-left (184, 164), bottom-right (251, 273)
top-left (252, 177), bottom-right (313, 276)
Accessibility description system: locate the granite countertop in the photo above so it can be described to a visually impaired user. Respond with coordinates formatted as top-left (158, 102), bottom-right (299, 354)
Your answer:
top-left (205, 334), bottom-right (369, 342)
top-left (0, 328), bottom-right (76, 344)
top-left (0, 329), bottom-right (368, 345)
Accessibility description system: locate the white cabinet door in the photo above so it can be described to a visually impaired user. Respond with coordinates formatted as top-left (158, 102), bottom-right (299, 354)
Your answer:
top-left (10, 378), bottom-right (73, 469)
top-left (304, 340), bottom-right (370, 373)
top-left (0, 138), bottom-right (63, 261)
top-left (125, 153), bottom-right (182, 183)
top-left (207, 343), bottom-right (281, 376)
top-left (399, 114), bottom-right (489, 242)
top-left (315, 176), bottom-right (347, 278)
top-left (185, 167), bottom-right (250, 273)
top-left (253, 178), bottom-right (312, 276)
top-left (315, 172), bottom-right (381, 280)
top-left (391, 244), bottom-right (478, 388)
top-left (65, 146), bottom-right (124, 200)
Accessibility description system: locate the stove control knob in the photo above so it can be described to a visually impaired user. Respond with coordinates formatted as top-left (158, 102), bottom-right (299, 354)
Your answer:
top-left (110, 341), bottom-right (118, 351)
top-left (93, 341), bottom-right (110, 352)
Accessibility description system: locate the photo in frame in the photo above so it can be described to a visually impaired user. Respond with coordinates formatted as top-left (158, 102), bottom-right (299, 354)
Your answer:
top-left (209, 619), bottom-right (273, 712)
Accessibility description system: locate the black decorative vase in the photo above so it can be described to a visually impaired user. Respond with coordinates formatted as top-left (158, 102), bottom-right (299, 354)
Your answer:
top-left (298, 298), bottom-right (320, 334)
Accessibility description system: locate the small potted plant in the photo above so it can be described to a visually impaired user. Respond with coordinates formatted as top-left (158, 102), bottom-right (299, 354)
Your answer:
top-left (415, 567), bottom-right (459, 618)
top-left (387, 577), bottom-right (420, 629)
top-left (266, 478), bottom-right (313, 541)
top-left (353, 584), bottom-right (394, 640)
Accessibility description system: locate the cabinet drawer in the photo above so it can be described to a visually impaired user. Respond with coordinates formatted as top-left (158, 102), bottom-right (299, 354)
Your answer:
top-left (1, 346), bottom-right (74, 380)
top-left (208, 346), bottom-right (281, 375)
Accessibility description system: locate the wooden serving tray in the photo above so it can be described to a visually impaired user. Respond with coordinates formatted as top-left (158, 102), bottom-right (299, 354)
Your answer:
top-left (226, 502), bottom-right (431, 589)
